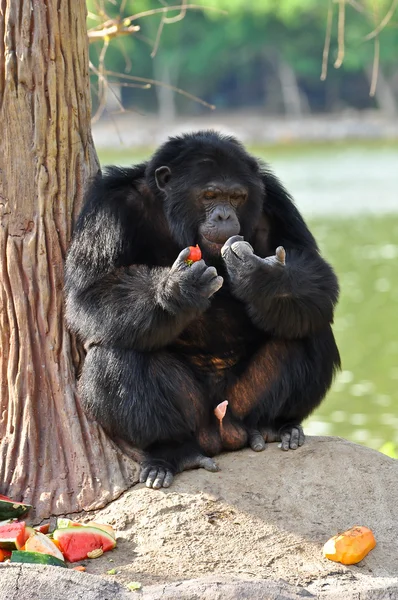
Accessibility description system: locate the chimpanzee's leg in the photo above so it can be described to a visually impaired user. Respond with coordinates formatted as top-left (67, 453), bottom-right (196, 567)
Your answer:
top-left (79, 346), bottom-right (218, 487)
top-left (226, 327), bottom-right (340, 451)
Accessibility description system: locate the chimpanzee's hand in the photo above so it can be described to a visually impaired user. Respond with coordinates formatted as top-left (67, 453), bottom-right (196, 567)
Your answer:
top-left (221, 235), bottom-right (285, 295)
top-left (160, 247), bottom-right (223, 311)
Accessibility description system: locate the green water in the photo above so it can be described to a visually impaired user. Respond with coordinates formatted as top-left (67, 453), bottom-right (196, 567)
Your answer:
top-left (97, 143), bottom-right (398, 455)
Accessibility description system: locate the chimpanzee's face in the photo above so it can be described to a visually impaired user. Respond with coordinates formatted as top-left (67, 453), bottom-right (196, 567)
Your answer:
top-left (154, 143), bottom-right (264, 257)
top-left (195, 179), bottom-right (247, 254)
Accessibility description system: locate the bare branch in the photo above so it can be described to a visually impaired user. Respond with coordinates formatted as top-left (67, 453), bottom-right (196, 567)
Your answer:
top-left (116, 38), bottom-right (133, 73)
top-left (163, 0), bottom-right (188, 24)
top-left (364, 0), bottom-right (398, 40)
top-left (87, 11), bottom-right (103, 22)
top-left (151, 17), bottom-right (166, 58)
top-left (151, 0), bottom-right (189, 57)
top-left (334, 0), bottom-right (346, 68)
top-left (88, 21), bottom-right (140, 43)
top-left (126, 4), bottom-right (227, 23)
top-left (369, 35), bottom-right (380, 96)
top-left (104, 69), bottom-right (216, 110)
top-left (321, 1), bottom-right (334, 81)
top-left (88, 0), bottom-right (222, 121)
top-left (346, 0), bottom-right (366, 13)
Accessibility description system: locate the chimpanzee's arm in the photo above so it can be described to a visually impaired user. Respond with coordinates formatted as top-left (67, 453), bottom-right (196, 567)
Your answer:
top-left (221, 237), bottom-right (339, 339)
top-left (64, 168), bottom-right (222, 351)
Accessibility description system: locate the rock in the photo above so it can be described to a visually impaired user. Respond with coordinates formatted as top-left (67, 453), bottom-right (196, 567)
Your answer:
top-left (0, 564), bottom-right (131, 600)
top-left (1, 437), bottom-right (397, 599)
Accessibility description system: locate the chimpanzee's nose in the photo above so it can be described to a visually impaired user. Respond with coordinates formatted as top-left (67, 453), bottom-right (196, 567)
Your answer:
top-left (212, 206), bottom-right (232, 221)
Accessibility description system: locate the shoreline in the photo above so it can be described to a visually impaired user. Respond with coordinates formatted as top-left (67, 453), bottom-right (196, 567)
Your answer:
top-left (93, 109), bottom-right (398, 150)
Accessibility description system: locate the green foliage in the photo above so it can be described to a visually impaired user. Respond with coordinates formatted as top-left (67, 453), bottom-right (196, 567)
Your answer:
top-left (87, 1), bottom-right (398, 114)
top-left (379, 442), bottom-right (398, 459)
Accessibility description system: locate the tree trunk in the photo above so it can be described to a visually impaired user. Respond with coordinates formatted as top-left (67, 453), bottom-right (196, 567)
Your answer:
top-left (0, 0), bottom-right (137, 520)
top-left (154, 57), bottom-right (177, 122)
top-left (277, 58), bottom-right (303, 117)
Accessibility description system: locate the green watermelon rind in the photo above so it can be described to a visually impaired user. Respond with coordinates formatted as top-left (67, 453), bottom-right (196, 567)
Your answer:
top-left (10, 550), bottom-right (67, 568)
top-left (53, 526), bottom-right (116, 562)
top-left (0, 499), bottom-right (32, 520)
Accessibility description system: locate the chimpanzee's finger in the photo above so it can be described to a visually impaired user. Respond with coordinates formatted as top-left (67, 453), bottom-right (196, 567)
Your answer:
top-left (221, 235), bottom-right (244, 257)
top-left (199, 266), bottom-right (219, 284)
top-left (152, 468), bottom-right (166, 489)
top-left (289, 427), bottom-right (300, 450)
top-left (275, 246), bottom-right (286, 265)
top-left (199, 456), bottom-right (220, 472)
top-left (280, 432), bottom-right (291, 451)
top-left (298, 427), bottom-right (305, 446)
top-left (205, 276), bottom-right (223, 297)
top-left (163, 470), bottom-right (174, 487)
top-left (145, 468), bottom-right (159, 488)
top-left (249, 430), bottom-right (266, 452)
top-left (173, 247), bottom-right (191, 267)
top-left (139, 466), bottom-right (151, 483)
top-left (230, 240), bottom-right (254, 261)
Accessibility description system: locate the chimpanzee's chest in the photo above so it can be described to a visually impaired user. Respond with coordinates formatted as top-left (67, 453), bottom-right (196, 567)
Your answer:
top-left (171, 287), bottom-right (263, 368)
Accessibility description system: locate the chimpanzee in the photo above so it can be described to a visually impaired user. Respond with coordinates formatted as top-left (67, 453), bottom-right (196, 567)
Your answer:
top-left (64, 130), bottom-right (340, 489)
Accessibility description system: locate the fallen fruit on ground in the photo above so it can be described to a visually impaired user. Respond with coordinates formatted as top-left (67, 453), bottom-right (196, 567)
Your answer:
top-left (11, 550), bottom-right (67, 568)
top-left (25, 530), bottom-right (65, 561)
top-left (0, 521), bottom-right (27, 550)
top-left (0, 495), bottom-right (32, 520)
top-left (89, 522), bottom-right (116, 539)
top-left (0, 548), bottom-right (12, 562)
top-left (53, 526), bottom-right (116, 562)
top-left (323, 525), bottom-right (376, 565)
top-left (34, 523), bottom-right (50, 534)
top-left (56, 518), bottom-right (116, 539)
top-left (56, 518), bottom-right (79, 529)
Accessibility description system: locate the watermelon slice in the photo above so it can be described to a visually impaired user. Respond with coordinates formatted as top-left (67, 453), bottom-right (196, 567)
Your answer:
top-left (53, 526), bottom-right (116, 562)
top-left (34, 523), bottom-right (50, 535)
top-left (0, 521), bottom-right (27, 550)
top-left (0, 495), bottom-right (32, 520)
top-left (11, 550), bottom-right (67, 568)
top-left (25, 531), bottom-right (65, 561)
top-left (57, 518), bottom-right (116, 539)
top-left (0, 548), bottom-right (12, 562)
top-left (56, 518), bottom-right (77, 529)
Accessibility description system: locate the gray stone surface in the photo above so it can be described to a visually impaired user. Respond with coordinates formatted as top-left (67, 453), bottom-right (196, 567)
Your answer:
top-left (1, 437), bottom-right (397, 599)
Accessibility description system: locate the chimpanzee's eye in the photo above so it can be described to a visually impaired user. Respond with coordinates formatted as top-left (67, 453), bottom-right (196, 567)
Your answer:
top-left (204, 190), bottom-right (217, 200)
top-left (230, 194), bottom-right (243, 207)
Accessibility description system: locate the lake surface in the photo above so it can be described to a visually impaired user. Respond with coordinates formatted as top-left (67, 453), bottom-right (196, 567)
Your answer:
top-left (97, 143), bottom-right (398, 454)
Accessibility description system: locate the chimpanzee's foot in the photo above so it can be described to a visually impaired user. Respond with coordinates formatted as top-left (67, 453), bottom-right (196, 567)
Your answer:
top-left (279, 424), bottom-right (305, 451)
top-left (139, 463), bottom-right (174, 489)
top-left (140, 441), bottom-right (220, 489)
top-left (178, 453), bottom-right (220, 473)
top-left (248, 429), bottom-right (266, 452)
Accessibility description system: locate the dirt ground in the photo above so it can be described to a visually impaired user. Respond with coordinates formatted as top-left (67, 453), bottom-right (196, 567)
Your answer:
top-left (53, 437), bottom-right (398, 598)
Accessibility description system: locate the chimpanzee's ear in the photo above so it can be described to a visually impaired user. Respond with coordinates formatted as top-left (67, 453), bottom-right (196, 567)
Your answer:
top-left (155, 166), bottom-right (171, 191)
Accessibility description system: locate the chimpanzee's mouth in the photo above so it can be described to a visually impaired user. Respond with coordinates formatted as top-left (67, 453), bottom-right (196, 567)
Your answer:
top-left (202, 237), bottom-right (226, 254)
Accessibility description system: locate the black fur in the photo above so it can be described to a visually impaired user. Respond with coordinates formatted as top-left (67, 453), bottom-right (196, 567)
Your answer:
top-left (64, 130), bottom-right (340, 487)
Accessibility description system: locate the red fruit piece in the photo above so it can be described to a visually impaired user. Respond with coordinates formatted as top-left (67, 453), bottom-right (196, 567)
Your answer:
top-left (35, 523), bottom-right (50, 534)
top-left (0, 521), bottom-right (27, 550)
top-left (0, 549), bottom-right (12, 562)
top-left (186, 245), bottom-right (202, 263)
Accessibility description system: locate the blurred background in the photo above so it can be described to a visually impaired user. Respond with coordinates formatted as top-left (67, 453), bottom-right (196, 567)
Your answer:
top-left (88, 0), bottom-right (398, 456)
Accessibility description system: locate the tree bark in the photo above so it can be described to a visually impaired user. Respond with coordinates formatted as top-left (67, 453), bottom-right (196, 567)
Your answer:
top-left (0, 0), bottom-right (137, 520)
